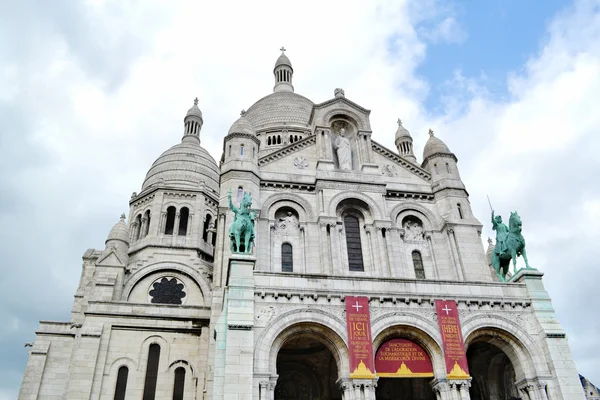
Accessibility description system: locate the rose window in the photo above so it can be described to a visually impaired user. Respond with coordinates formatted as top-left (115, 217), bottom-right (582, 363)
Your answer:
top-left (149, 277), bottom-right (186, 305)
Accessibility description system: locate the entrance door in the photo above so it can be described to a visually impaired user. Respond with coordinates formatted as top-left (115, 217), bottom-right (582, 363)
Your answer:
top-left (274, 335), bottom-right (341, 400)
top-left (467, 342), bottom-right (521, 400)
top-left (376, 378), bottom-right (436, 400)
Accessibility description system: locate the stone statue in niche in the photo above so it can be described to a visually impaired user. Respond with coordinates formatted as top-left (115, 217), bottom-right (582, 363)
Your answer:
top-left (333, 128), bottom-right (352, 170)
top-left (275, 212), bottom-right (299, 235)
top-left (403, 217), bottom-right (424, 241)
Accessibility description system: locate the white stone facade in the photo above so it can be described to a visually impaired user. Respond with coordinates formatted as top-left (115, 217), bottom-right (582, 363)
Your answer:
top-left (19, 51), bottom-right (586, 400)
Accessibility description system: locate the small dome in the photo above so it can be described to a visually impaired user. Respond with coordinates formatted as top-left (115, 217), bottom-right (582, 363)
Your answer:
top-left (186, 98), bottom-right (203, 120)
top-left (395, 119), bottom-right (411, 141)
top-left (423, 129), bottom-right (452, 160)
top-left (142, 141), bottom-right (219, 193)
top-left (275, 52), bottom-right (292, 69)
top-left (228, 112), bottom-right (255, 135)
top-left (106, 215), bottom-right (130, 245)
top-left (245, 91), bottom-right (314, 130)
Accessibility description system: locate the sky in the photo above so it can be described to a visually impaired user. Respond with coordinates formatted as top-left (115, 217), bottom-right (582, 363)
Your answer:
top-left (1, 0), bottom-right (600, 397)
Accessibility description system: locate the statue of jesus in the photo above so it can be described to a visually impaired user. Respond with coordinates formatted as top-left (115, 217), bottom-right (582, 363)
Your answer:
top-left (334, 128), bottom-right (352, 170)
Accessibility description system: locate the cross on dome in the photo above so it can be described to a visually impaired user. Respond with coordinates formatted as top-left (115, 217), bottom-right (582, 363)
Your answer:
top-left (193, 97), bottom-right (199, 106)
top-left (397, 118), bottom-right (402, 126)
top-left (428, 129), bottom-right (435, 136)
top-left (280, 46), bottom-right (286, 53)
top-left (240, 109), bottom-right (246, 116)
top-left (120, 213), bottom-right (126, 221)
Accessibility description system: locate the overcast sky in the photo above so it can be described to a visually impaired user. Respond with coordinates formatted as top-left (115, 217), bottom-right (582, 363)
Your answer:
top-left (1, 0), bottom-right (600, 397)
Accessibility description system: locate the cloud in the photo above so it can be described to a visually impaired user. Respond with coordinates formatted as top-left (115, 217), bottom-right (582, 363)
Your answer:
top-left (1, 0), bottom-right (600, 396)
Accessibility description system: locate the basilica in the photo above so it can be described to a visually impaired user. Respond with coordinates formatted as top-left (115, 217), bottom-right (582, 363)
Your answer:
top-left (18, 50), bottom-right (588, 399)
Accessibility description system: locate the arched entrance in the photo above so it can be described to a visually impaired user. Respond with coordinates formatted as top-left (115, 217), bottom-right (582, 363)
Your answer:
top-left (374, 338), bottom-right (436, 400)
top-left (467, 342), bottom-right (520, 400)
top-left (274, 333), bottom-right (342, 400)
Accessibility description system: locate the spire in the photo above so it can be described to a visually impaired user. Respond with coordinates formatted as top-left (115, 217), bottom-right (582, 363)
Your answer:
top-left (183, 97), bottom-right (203, 144)
top-left (273, 47), bottom-right (294, 93)
top-left (394, 118), bottom-right (416, 163)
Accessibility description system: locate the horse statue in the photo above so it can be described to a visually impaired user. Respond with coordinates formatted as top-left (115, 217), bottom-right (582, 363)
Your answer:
top-left (228, 189), bottom-right (256, 253)
top-left (490, 210), bottom-right (533, 281)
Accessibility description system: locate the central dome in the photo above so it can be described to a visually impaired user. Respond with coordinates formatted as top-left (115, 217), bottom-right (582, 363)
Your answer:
top-left (244, 91), bottom-right (314, 131)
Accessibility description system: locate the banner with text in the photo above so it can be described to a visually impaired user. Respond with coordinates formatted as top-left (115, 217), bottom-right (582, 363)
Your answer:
top-left (435, 300), bottom-right (470, 379)
top-left (375, 338), bottom-right (434, 378)
top-left (345, 296), bottom-right (375, 378)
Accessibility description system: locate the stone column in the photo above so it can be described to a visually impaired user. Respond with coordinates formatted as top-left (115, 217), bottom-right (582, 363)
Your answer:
top-left (448, 379), bottom-right (471, 400)
top-left (365, 225), bottom-right (380, 275)
top-left (330, 223), bottom-right (342, 274)
top-left (300, 224), bottom-right (307, 273)
top-left (431, 379), bottom-right (450, 400)
top-left (140, 217), bottom-right (148, 238)
top-left (376, 228), bottom-right (389, 277)
top-left (320, 223), bottom-right (332, 274)
top-left (173, 212), bottom-right (181, 237)
top-left (187, 213), bottom-right (193, 237)
top-left (446, 228), bottom-right (465, 281)
top-left (387, 227), bottom-right (402, 277)
top-left (337, 378), bottom-right (353, 400)
top-left (267, 376), bottom-right (278, 400)
top-left (426, 233), bottom-right (439, 279)
top-left (159, 211), bottom-right (166, 234)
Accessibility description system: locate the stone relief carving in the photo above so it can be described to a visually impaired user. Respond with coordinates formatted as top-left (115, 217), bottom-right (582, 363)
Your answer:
top-left (274, 212), bottom-right (299, 235)
top-left (403, 216), bottom-right (424, 241)
top-left (294, 156), bottom-right (309, 169)
top-left (381, 164), bottom-right (397, 177)
top-left (256, 305), bottom-right (277, 322)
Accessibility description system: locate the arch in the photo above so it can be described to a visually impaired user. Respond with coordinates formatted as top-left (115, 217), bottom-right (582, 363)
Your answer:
top-left (138, 335), bottom-right (169, 372)
top-left (122, 261), bottom-right (212, 305)
top-left (328, 192), bottom-right (383, 220)
top-left (142, 343), bottom-right (161, 400)
top-left (134, 214), bottom-right (142, 240)
top-left (281, 242), bottom-right (293, 272)
top-left (262, 192), bottom-right (315, 221)
top-left (343, 215), bottom-right (364, 271)
top-left (254, 308), bottom-right (350, 378)
top-left (106, 357), bottom-right (137, 400)
top-left (164, 206), bottom-right (176, 235)
top-left (178, 207), bottom-right (190, 236)
top-left (323, 109), bottom-right (368, 131)
top-left (412, 250), bottom-right (425, 279)
top-left (371, 316), bottom-right (446, 378)
top-left (202, 213), bottom-right (213, 242)
top-left (389, 202), bottom-right (438, 231)
top-left (462, 314), bottom-right (547, 380)
top-left (143, 210), bottom-right (151, 237)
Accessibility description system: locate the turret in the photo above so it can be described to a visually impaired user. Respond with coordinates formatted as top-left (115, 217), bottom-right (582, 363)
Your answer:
top-left (421, 129), bottom-right (462, 187)
top-left (394, 119), bottom-right (417, 163)
top-left (273, 47), bottom-right (294, 93)
top-left (105, 214), bottom-right (130, 255)
top-left (183, 97), bottom-right (203, 143)
top-left (221, 111), bottom-right (261, 200)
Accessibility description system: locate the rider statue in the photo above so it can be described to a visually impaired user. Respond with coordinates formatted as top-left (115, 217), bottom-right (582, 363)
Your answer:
top-left (228, 189), bottom-right (256, 254)
top-left (490, 209), bottom-right (534, 281)
top-left (491, 211), bottom-right (509, 254)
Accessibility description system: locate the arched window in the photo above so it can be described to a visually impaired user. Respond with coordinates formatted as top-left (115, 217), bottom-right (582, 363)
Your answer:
top-left (113, 366), bottom-right (128, 400)
top-left (173, 367), bottom-right (186, 400)
top-left (228, 145), bottom-right (231, 157)
top-left (144, 210), bottom-right (151, 237)
top-left (268, 136), bottom-right (271, 145)
top-left (203, 214), bottom-right (212, 242)
top-left (143, 344), bottom-right (160, 400)
top-left (282, 243), bottom-right (293, 272)
top-left (457, 203), bottom-right (463, 219)
top-left (277, 135), bottom-right (281, 144)
top-left (344, 215), bottom-right (364, 271)
top-left (237, 187), bottom-right (243, 203)
top-left (412, 251), bottom-right (425, 279)
top-left (240, 144), bottom-right (244, 156)
top-left (211, 221), bottom-right (217, 247)
top-left (446, 162), bottom-right (451, 173)
top-left (135, 214), bottom-right (142, 241)
top-left (434, 164), bottom-right (439, 174)
top-left (178, 207), bottom-right (189, 236)
top-left (165, 206), bottom-right (176, 235)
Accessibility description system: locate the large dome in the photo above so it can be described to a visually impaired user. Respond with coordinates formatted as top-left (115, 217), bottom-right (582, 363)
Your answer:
top-left (244, 91), bottom-right (313, 131)
top-left (142, 141), bottom-right (219, 193)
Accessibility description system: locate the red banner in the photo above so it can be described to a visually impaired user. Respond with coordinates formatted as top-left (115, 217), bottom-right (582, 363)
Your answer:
top-left (375, 338), bottom-right (434, 378)
top-left (345, 296), bottom-right (375, 378)
top-left (435, 300), bottom-right (470, 379)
